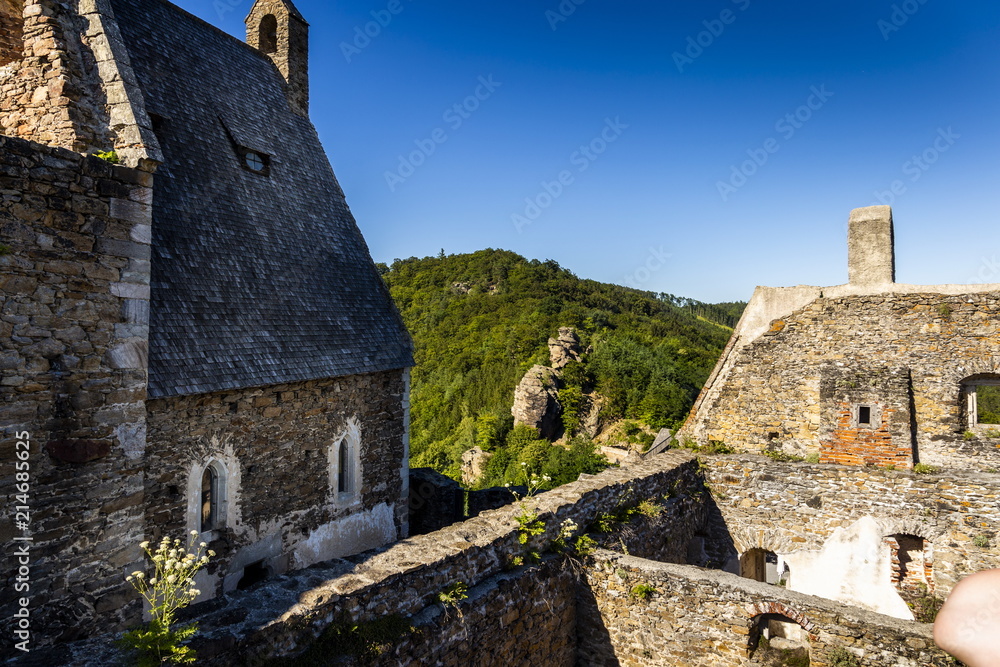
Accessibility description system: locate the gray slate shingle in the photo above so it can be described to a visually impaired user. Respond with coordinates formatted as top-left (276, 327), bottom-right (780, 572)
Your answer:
top-left (109, 0), bottom-right (413, 399)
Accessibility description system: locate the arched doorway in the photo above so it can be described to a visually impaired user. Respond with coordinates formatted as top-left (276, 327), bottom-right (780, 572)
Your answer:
top-left (741, 548), bottom-right (791, 586)
top-left (748, 613), bottom-right (811, 665)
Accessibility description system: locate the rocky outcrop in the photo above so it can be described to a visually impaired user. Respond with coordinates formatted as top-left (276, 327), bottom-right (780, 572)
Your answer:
top-left (548, 327), bottom-right (582, 369)
top-left (511, 365), bottom-right (562, 439)
top-left (461, 446), bottom-right (493, 486)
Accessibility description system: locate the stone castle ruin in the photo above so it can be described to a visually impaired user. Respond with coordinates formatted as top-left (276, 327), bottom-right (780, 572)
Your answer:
top-left (675, 205), bottom-right (1000, 472)
top-left (2, 0), bottom-right (1000, 664)
top-left (0, 0), bottom-right (411, 650)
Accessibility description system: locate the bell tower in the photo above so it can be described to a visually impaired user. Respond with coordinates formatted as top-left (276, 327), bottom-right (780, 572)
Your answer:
top-left (246, 0), bottom-right (310, 117)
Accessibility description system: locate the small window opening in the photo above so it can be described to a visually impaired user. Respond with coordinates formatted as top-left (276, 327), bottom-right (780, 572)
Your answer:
top-left (237, 560), bottom-right (270, 590)
top-left (338, 442), bottom-right (350, 494)
top-left (858, 405), bottom-right (872, 426)
top-left (242, 150), bottom-right (269, 174)
top-left (259, 15), bottom-right (278, 54)
top-left (168, 484), bottom-right (180, 498)
top-left (885, 534), bottom-right (930, 598)
top-left (200, 467), bottom-right (218, 532)
top-left (976, 385), bottom-right (1000, 426)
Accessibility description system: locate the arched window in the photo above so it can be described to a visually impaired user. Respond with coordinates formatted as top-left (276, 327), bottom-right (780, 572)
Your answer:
top-left (201, 465), bottom-right (219, 531)
top-left (259, 15), bottom-right (278, 54)
top-left (329, 419), bottom-right (362, 503)
top-left (338, 441), bottom-right (350, 494)
top-left (191, 460), bottom-right (228, 535)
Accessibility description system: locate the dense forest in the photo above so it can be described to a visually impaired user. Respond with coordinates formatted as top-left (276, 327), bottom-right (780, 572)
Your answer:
top-left (380, 250), bottom-right (744, 487)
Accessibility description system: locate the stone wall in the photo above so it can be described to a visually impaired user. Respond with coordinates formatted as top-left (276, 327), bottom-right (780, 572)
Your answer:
top-left (170, 451), bottom-right (702, 665)
top-left (0, 0), bottom-right (161, 167)
top-left (15, 451), bottom-right (984, 666)
top-left (701, 456), bottom-right (1000, 597)
top-left (0, 0), bottom-right (23, 67)
top-left (144, 368), bottom-right (409, 599)
top-left (0, 134), bottom-right (152, 651)
top-left (682, 290), bottom-right (1000, 471)
top-left (579, 550), bottom-right (950, 667)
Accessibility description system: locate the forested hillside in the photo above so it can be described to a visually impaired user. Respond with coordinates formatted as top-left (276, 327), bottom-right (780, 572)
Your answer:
top-left (380, 250), bottom-right (744, 486)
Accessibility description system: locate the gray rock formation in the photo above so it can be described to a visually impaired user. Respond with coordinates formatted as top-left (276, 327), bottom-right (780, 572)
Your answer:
top-left (461, 446), bottom-right (493, 486)
top-left (548, 327), bottom-right (582, 369)
top-left (511, 365), bottom-right (562, 439)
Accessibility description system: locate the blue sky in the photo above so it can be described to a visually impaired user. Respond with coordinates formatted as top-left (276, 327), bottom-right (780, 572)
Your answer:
top-left (175, 0), bottom-right (1000, 302)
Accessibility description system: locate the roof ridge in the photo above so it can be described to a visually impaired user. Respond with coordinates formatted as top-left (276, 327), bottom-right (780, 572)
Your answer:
top-left (142, 0), bottom-right (275, 61)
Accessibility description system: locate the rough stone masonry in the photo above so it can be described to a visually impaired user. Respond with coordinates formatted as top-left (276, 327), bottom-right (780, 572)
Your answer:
top-left (677, 205), bottom-right (1000, 472)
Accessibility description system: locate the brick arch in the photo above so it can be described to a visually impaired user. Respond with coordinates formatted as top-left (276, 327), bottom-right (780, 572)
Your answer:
top-left (748, 601), bottom-right (818, 640)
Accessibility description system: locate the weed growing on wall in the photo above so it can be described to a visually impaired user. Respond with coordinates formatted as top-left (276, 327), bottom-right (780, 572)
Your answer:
top-left (628, 583), bottom-right (658, 601)
top-left (913, 463), bottom-right (938, 474)
top-left (119, 532), bottom-right (214, 666)
top-left (94, 150), bottom-right (120, 164)
top-left (907, 583), bottom-right (944, 623)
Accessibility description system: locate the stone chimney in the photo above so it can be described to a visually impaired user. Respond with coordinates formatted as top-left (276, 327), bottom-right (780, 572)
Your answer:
top-left (246, 0), bottom-right (309, 117)
top-left (848, 205), bottom-right (895, 286)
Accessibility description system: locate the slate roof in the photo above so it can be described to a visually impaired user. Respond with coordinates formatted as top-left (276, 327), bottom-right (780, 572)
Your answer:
top-left (109, 0), bottom-right (413, 398)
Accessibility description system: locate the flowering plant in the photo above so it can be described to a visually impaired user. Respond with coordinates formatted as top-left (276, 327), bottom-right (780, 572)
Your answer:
top-left (119, 532), bottom-right (215, 665)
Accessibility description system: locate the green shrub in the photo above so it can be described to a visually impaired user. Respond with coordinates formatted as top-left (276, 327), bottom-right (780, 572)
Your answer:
top-left (963, 430), bottom-right (977, 441)
top-left (629, 583), bottom-right (658, 600)
top-left (763, 450), bottom-right (805, 463)
top-left (973, 534), bottom-right (992, 549)
top-left (94, 150), bottom-right (120, 164)
top-left (913, 463), bottom-right (938, 475)
top-left (827, 647), bottom-right (860, 667)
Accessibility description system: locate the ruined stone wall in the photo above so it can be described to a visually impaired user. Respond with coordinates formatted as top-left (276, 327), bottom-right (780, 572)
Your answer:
top-left (0, 0), bottom-right (23, 67)
top-left (18, 451), bottom-right (971, 666)
top-left (0, 134), bottom-right (152, 652)
top-left (144, 368), bottom-right (409, 598)
top-left (0, 0), bottom-right (161, 167)
top-left (175, 451), bottom-right (702, 665)
top-left (683, 291), bottom-right (1000, 471)
top-left (579, 551), bottom-right (950, 667)
top-left (702, 456), bottom-right (1000, 595)
top-left (0, 0), bottom-right (113, 154)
